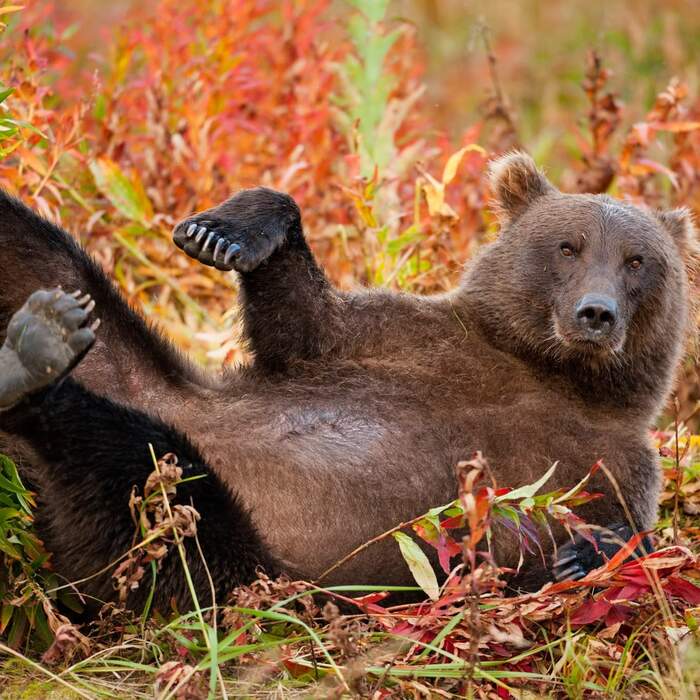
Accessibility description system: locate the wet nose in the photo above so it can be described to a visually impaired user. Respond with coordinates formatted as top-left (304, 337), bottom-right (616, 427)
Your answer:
top-left (575, 294), bottom-right (618, 336)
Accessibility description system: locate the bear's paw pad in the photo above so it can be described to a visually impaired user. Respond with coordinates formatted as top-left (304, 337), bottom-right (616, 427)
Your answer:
top-left (0, 288), bottom-right (99, 408)
top-left (173, 212), bottom-right (287, 273)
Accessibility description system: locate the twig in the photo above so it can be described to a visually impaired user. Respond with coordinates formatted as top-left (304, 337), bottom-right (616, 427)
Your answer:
top-left (315, 510), bottom-right (439, 583)
top-left (672, 396), bottom-right (682, 545)
top-left (477, 21), bottom-right (519, 150)
top-left (146, 446), bottom-right (220, 700)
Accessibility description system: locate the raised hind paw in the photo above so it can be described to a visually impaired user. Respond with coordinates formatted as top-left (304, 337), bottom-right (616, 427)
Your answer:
top-left (172, 187), bottom-right (302, 273)
top-left (552, 522), bottom-right (653, 581)
top-left (0, 288), bottom-right (99, 409)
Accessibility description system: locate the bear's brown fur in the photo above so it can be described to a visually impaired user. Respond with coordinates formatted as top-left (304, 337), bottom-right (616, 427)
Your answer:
top-left (0, 152), bottom-right (695, 608)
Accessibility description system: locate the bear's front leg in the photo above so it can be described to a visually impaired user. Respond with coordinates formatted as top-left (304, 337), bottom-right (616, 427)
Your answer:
top-left (173, 187), bottom-right (303, 272)
top-left (552, 523), bottom-right (654, 581)
top-left (173, 187), bottom-right (349, 373)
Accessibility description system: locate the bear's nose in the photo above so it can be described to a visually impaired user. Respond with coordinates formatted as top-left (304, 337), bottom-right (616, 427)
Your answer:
top-left (575, 294), bottom-right (618, 336)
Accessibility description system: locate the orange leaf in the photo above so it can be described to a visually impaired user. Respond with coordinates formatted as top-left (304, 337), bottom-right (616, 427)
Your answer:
top-left (648, 120), bottom-right (700, 133)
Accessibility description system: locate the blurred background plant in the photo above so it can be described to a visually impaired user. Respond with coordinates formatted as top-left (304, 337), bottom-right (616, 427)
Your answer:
top-left (0, 1), bottom-right (700, 695)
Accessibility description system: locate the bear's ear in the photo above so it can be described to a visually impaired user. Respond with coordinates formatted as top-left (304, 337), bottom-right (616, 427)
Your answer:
top-left (488, 151), bottom-right (556, 222)
top-left (656, 207), bottom-right (698, 254)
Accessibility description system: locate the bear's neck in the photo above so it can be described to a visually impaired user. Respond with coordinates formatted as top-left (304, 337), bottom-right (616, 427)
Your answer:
top-left (453, 284), bottom-right (681, 420)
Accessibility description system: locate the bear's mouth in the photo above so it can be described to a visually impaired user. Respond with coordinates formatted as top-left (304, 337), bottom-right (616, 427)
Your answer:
top-left (552, 315), bottom-right (626, 357)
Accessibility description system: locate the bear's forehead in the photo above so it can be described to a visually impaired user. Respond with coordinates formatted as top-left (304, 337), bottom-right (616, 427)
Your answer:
top-left (522, 193), bottom-right (662, 243)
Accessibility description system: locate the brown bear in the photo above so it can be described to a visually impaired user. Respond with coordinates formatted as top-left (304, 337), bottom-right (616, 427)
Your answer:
top-left (0, 152), bottom-right (694, 612)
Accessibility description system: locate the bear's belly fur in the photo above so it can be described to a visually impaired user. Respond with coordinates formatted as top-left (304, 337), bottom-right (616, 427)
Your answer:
top-left (165, 356), bottom-right (658, 585)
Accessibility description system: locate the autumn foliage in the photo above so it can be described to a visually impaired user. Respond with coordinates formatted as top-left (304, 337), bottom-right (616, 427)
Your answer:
top-left (0, 1), bottom-right (700, 697)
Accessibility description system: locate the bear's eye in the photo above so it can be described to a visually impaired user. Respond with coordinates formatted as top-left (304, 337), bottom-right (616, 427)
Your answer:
top-left (627, 256), bottom-right (643, 271)
top-left (560, 243), bottom-right (575, 258)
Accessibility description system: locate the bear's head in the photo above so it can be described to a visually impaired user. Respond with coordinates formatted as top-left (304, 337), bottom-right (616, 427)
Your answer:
top-left (464, 152), bottom-right (698, 406)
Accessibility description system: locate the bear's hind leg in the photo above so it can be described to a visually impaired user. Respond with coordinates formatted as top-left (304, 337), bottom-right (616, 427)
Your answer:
top-left (0, 375), bottom-right (275, 612)
top-left (0, 288), bottom-right (97, 410)
top-left (0, 194), bottom-right (208, 420)
top-left (0, 289), bottom-right (275, 612)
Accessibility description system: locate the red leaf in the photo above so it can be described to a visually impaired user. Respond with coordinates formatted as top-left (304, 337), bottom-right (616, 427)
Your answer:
top-left (349, 591), bottom-right (390, 613)
top-left (282, 659), bottom-right (315, 679)
top-left (608, 583), bottom-right (649, 602)
top-left (605, 604), bottom-right (631, 626)
top-left (437, 534), bottom-right (462, 574)
top-left (570, 598), bottom-right (612, 625)
top-left (441, 514), bottom-right (466, 529)
top-left (390, 621), bottom-right (422, 640)
top-left (600, 531), bottom-right (651, 571)
top-left (589, 459), bottom-right (604, 476)
top-left (665, 576), bottom-right (700, 605)
top-left (617, 566), bottom-right (653, 585)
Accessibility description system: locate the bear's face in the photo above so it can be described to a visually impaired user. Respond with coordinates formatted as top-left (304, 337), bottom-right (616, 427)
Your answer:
top-left (511, 194), bottom-right (677, 360)
top-left (467, 153), bottom-right (697, 392)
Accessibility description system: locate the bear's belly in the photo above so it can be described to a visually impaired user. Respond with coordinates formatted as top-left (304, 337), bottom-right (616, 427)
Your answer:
top-left (177, 387), bottom-right (453, 582)
top-left (173, 366), bottom-right (652, 585)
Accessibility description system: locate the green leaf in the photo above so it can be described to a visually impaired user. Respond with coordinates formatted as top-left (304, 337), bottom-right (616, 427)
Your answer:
top-left (6, 609), bottom-right (27, 649)
top-left (0, 537), bottom-right (21, 560)
top-left (346, 0), bottom-right (390, 23)
top-left (495, 462), bottom-right (558, 503)
top-left (393, 532), bottom-right (440, 600)
top-left (0, 604), bottom-right (14, 634)
top-left (386, 226), bottom-right (424, 256)
top-left (89, 157), bottom-right (154, 224)
top-left (93, 93), bottom-right (106, 121)
top-left (33, 609), bottom-right (53, 647)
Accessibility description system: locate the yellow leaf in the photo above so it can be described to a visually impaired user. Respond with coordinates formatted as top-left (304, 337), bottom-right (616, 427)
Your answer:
top-left (650, 120), bottom-right (700, 133)
top-left (442, 143), bottom-right (486, 186)
top-left (393, 531), bottom-right (440, 600)
top-left (422, 172), bottom-right (457, 218)
top-left (0, 6), bottom-right (24, 15)
top-left (18, 148), bottom-right (47, 177)
top-left (351, 195), bottom-right (378, 228)
top-left (89, 158), bottom-right (153, 225)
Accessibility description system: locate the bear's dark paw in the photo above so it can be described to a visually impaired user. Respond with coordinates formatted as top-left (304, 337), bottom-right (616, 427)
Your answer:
top-left (172, 217), bottom-right (247, 271)
top-left (173, 189), bottom-right (301, 273)
top-left (552, 522), bottom-right (653, 582)
top-left (0, 288), bottom-right (99, 409)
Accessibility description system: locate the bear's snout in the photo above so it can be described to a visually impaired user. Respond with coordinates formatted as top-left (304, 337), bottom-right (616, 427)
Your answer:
top-left (575, 294), bottom-right (618, 339)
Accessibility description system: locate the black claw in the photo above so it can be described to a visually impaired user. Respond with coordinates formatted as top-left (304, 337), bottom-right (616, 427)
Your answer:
top-left (172, 188), bottom-right (297, 273)
top-left (213, 237), bottom-right (224, 261)
top-left (554, 552), bottom-right (578, 568)
top-left (224, 243), bottom-right (240, 266)
top-left (555, 563), bottom-right (584, 581)
top-left (551, 523), bottom-right (654, 584)
top-left (202, 230), bottom-right (214, 253)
